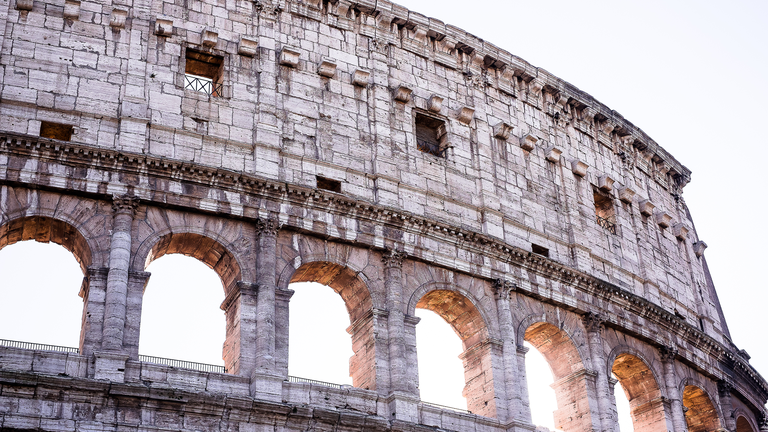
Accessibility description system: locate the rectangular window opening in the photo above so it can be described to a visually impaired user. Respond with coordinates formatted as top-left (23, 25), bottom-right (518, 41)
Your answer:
top-left (40, 121), bottom-right (73, 141)
top-left (531, 244), bottom-right (549, 257)
top-left (415, 113), bottom-right (448, 158)
top-left (184, 49), bottom-right (224, 97)
top-left (593, 188), bottom-right (617, 235)
top-left (316, 176), bottom-right (342, 193)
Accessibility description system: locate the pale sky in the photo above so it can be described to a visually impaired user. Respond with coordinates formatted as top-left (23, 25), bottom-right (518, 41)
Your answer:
top-left (1, 0), bottom-right (766, 430)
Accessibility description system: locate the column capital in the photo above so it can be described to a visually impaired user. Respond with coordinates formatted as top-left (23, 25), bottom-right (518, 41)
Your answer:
top-left (582, 312), bottom-right (604, 333)
top-left (717, 379), bottom-right (734, 397)
top-left (112, 195), bottom-right (139, 216)
top-left (493, 278), bottom-right (516, 299)
top-left (255, 216), bottom-right (280, 238)
top-left (381, 248), bottom-right (406, 269)
top-left (659, 345), bottom-right (678, 363)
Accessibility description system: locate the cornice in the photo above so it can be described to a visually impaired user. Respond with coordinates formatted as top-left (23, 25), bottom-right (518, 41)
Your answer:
top-left (0, 133), bottom-right (764, 399)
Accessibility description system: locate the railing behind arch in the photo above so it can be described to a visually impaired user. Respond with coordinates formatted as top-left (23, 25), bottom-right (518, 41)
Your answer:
top-left (0, 338), bottom-right (79, 353)
top-left (138, 354), bottom-right (226, 373)
top-left (287, 375), bottom-right (344, 389)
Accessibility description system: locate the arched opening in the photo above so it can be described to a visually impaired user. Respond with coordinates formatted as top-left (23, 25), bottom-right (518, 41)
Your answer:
top-left (288, 281), bottom-right (353, 385)
top-left (683, 385), bottom-right (721, 432)
top-left (737, 415), bottom-right (756, 432)
top-left (288, 261), bottom-right (375, 389)
top-left (611, 353), bottom-right (668, 432)
top-left (524, 322), bottom-right (595, 432)
top-left (524, 340), bottom-right (560, 430)
top-left (139, 254), bottom-right (225, 367)
top-left (415, 308), bottom-right (465, 410)
top-left (415, 289), bottom-right (497, 418)
top-left (0, 217), bottom-right (92, 353)
top-left (139, 232), bottom-right (241, 372)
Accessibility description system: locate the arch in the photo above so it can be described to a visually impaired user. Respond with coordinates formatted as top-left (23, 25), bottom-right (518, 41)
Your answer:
top-left (682, 383), bottom-right (721, 432)
top-left (0, 215), bottom-right (93, 273)
top-left (736, 414), bottom-right (757, 432)
top-left (610, 349), bottom-right (669, 432)
top-left (133, 229), bottom-right (244, 293)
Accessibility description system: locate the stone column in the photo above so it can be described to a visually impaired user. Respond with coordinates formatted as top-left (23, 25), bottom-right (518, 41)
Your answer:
top-left (254, 216), bottom-right (279, 371)
top-left (493, 279), bottom-right (527, 425)
top-left (79, 267), bottom-right (109, 360)
top-left (102, 196), bottom-right (137, 351)
top-left (660, 346), bottom-right (687, 432)
top-left (583, 312), bottom-right (616, 432)
top-left (718, 380), bottom-right (736, 432)
top-left (382, 249), bottom-right (410, 395)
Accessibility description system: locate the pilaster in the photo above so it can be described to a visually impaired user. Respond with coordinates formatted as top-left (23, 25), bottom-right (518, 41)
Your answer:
top-left (583, 312), bottom-right (616, 432)
top-left (254, 216), bottom-right (279, 374)
top-left (493, 278), bottom-right (529, 425)
top-left (660, 346), bottom-right (688, 432)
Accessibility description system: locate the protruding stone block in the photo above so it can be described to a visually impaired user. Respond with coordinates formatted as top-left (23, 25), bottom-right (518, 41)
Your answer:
top-left (154, 18), bottom-right (173, 36)
top-left (351, 69), bottom-right (370, 86)
top-left (673, 223), bottom-right (689, 240)
top-left (202, 28), bottom-right (218, 47)
top-left (93, 351), bottom-right (130, 382)
top-left (238, 36), bottom-right (259, 57)
top-left (428, 95), bottom-right (443, 113)
top-left (393, 85), bottom-right (412, 103)
top-left (63, 0), bottom-right (80, 19)
top-left (693, 241), bottom-right (708, 257)
top-left (317, 58), bottom-right (336, 77)
top-left (617, 186), bottom-right (635, 203)
top-left (571, 159), bottom-right (588, 177)
top-left (521, 133), bottom-right (537, 151)
top-left (110, 8), bottom-right (128, 28)
top-left (598, 175), bottom-right (614, 192)
top-left (529, 78), bottom-right (544, 94)
top-left (639, 199), bottom-right (655, 217)
top-left (15, 0), bottom-right (33, 11)
top-left (279, 46), bottom-right (300, 67)
top-left (545, 146), bottom-right (562, 163)
top-left (600, 121), bottom-right (615, 135)
top-left (493, 122), bottom-right (513, 140)
top-left (457, 107), bottom-right (474, 125)
top-left (655, 211), bottom-right (673, 228)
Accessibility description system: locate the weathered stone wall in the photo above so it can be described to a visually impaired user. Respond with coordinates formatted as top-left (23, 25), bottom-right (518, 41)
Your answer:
top-left (0, 0), bottom-right (766, 432)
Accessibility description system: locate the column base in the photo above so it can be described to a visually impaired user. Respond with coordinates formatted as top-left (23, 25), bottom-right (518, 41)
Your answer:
top-left (93, 351), bottom-right (130, 382)
top-left (250, 370), bottom-right (285, 401)
top-left (385, 391), bottom-right (420, 423)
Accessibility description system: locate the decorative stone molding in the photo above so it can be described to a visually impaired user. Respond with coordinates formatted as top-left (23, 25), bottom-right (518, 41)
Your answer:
top-left (63, 0), bottom-right (80, 19)
top-left (255, 217), bottom-right (280, 238)
top-left (520, 133), bottom-right (537, 151)
top-left (571, 159), bottom-right (588, 177)
top-left (457, 107), bottom-right (474, 125)
top-left (238, 36), bottom-right (259, 57)
top-left (545, 145), bottom-right (562, 163)
top-left (316, 58), bottom-right (337, 77)
top-left (351, 69), bottom-right (370, 87)
top-left (109, 8), bottom-right (128, 28)
top-left (718, 380), bottom-right (734, 397)
top-left (600, 121), bottom-right (615, 135)
top-left (201, 28), bottom-right (218, 47)
top-left (493, 122), bottom-right (513, 140)
top-left (428, 95), bottom-right (443, 113)
top-left (582, 312), bottom-right (604, 333)
top-left (492, 278), bottom-right (516, 298)
top-left (528, 78), bottom-right (544, 95)
top-left (15, 0), bottom-right (33, 11)
top-left (393, 85), bottom-right (412, 103)
top-left (279, 46), bottom-right (300, 67)
top-left (693, 241), bottom-right (708, 258)
top-left (598, 175), bottom-right (614, 192)
top-left (672, 223), bottom-right (688, 240)
top-left (617, 186), bottom-right (635, 203)
top-left (638, 199), bottom-right (655, 217)
top-left (659, 345), bottom-right (678, 362)
top-left (381, 249), bottom-right (406, 269)
top-left (154, 18), bottom-right (173, 36)
top-left (655, 211), bottom-right (673, 228)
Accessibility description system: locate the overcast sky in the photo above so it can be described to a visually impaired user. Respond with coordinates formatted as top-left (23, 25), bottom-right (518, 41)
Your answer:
top-left (1, 0), bottom-right (766, 430)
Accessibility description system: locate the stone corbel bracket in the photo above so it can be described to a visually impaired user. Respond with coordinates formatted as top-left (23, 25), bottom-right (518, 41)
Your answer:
top-left (352, 69), bottom-right (370, 86)
top-left (456, 107), bottom-right (474, 125)
top-left (201, 28), bottom-right (218, 47)
top-left (279, 46), bottom-right (300, 67)
top-left (317, 58), bottom-right (337, 77)
top-left (598, 174), bottom-right (614, 192)
top-left (428, 95), bottom-right (443, 113)
top-left (493, 122), bottom-right (513, 140)
top-left (545, 146), bottom-right (562, 163)
top-left (617, 186), bottom-right (635, 203)
top-left (392, 85), bottom-right (412, 103)
top-left (693, 241), bottom-right (708, 258)
top-left (638, 199), bottom-right (655, 217)
top-left (655, 211), bottom-right (673, 228)
top-left (63, 0), bottom-right (80, 19)
top-left (238, 36), bottom-right (259, 57)
top-left (154, 18), bottom-right (173, 36)
top-left (110, 8), bottom-right (128, 28)
top-left (520, 133), bottom-right (537, 151)
top-left (15, 0), bottom-right (32, 11)
top-left (571, 159), bottom-right (588, 177)
top-left (672, 223), bottom-right (689, 240)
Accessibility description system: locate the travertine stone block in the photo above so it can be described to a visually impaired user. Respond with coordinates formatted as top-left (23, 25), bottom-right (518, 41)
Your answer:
top-left (317, 58), bottom-right (337, 77)
top-left (351, 69), bottom-right (370, 86)
top-left (238, 36), bottom-right (259, 57)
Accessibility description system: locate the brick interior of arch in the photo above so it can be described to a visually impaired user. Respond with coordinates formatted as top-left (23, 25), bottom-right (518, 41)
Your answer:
top-left (146, 232), bottom-right (240, 292)
top-left (737, 416), bottom-right (755, 432)
top-left (0, 216), bottom-right (91, 273)
top-left (683, 385), bottom-right (720, 432)
top-left (612, 353), bottom-right (666, 432)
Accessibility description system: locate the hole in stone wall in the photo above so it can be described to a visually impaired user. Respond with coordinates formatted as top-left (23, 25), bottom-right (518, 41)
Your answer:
top-left (532, 244), bottom-right (549, 257)
top-left (316, 176), bottom-right (342, 193)
top-left (139, 254), bottom-right (226, 367)
top-left (184, 48), bottom-right (224, 97)
top-left (415, 112), bottom-right (448, 157)
top-left (40, 121), bottom-right (73, 141)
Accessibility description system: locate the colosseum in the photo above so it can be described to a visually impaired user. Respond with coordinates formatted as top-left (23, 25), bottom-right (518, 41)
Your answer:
top-left (0, 0), bottom-right (765, 431)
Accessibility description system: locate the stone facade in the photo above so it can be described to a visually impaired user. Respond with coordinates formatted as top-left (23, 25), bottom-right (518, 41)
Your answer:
top-left (0, 0), bottom-right (766, 432)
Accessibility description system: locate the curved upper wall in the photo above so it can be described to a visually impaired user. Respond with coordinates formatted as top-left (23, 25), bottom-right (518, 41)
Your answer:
top-left (0, 0), bottom-right (716, 338)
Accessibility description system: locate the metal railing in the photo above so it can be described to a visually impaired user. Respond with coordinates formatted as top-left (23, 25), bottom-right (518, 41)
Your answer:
top-left (184, 74), bottom-right (223, 97)
top-left (0, 338), bottom-right (79, 354)
top-left (422, 401), bottom-right (470, 414)
top-left (138, 354), bottom-right (226, 373)
top-left (596, 215), bottom-right (617, 234)
top-left (287, 375), bottom-right (344, 389)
